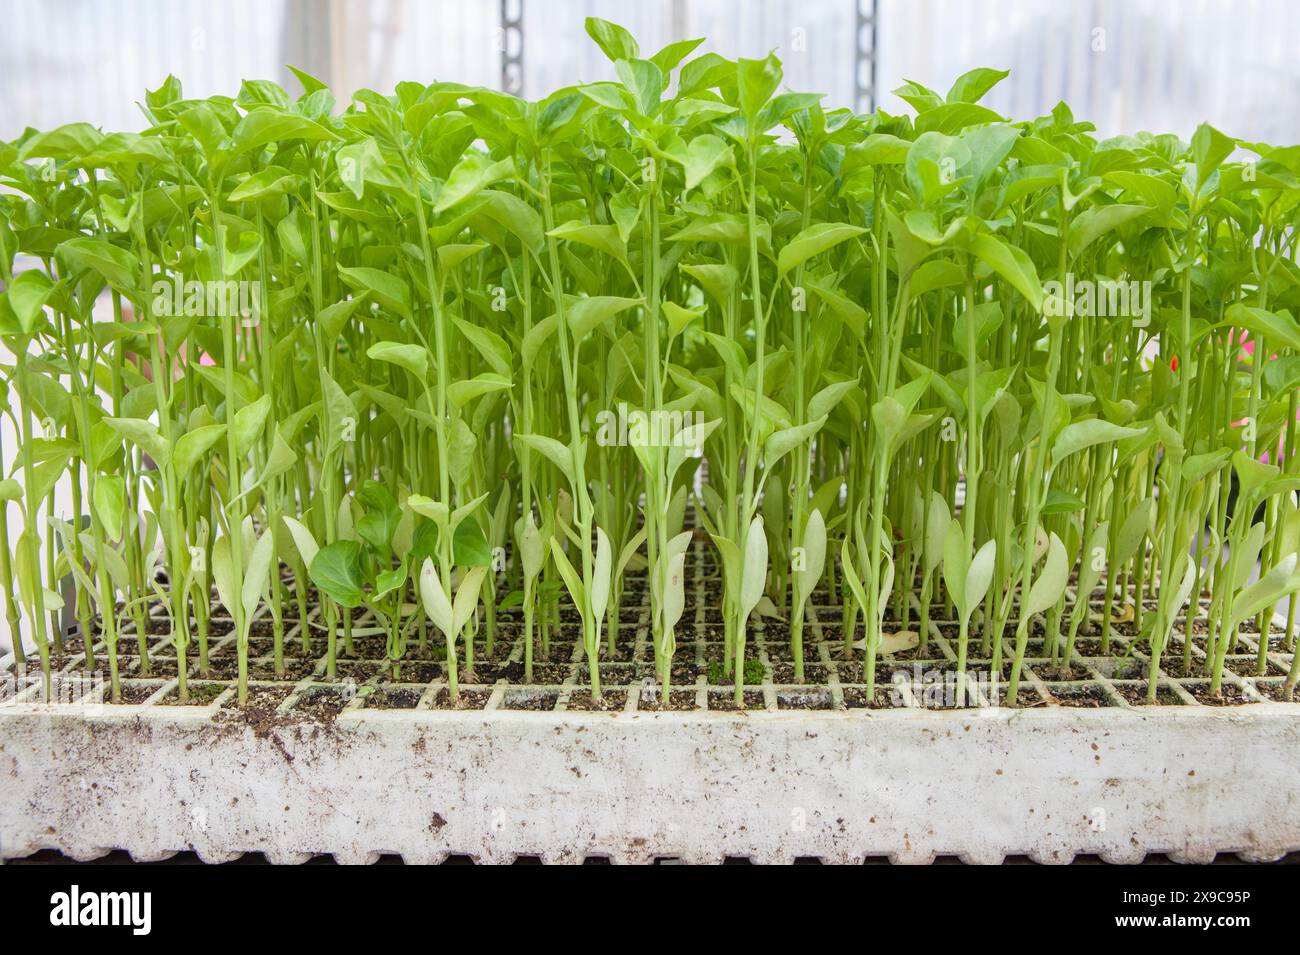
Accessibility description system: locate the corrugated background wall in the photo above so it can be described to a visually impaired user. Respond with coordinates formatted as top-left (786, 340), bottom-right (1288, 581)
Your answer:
top-left (2, 0), bottom-right (1298, 142)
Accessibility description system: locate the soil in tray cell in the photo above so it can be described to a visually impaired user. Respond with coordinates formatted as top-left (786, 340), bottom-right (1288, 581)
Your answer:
top-left (429, 687), bottom-right (492, 710)
top-left (108, 681), bottom-right (165, 705)
top-left (1032, 662), bottom-right (1092, 682)
top-left (159, 681), bottom-right (226, 706)
top-left (1045, 684), bottom-right (1110, 707)
top-left (513, 662), bottom-right (574, 684)
top-left (247, 659), bottom-right (317, 681)
top-left (564, 689), bottom-right (628, 711)
top-left (706, 690), bottom-right (766, 711)
top-left (841, 686), bottom-right (893, 709)
top-left (292, 688), bottom-right (351, 721)
top-left (364, 687), bottom-right (424, 709)
top-left (1182, 681), bottom-right (1259, 706)
top-left (216, 685), bottom-right (294, 722)
top-left (637, 689), bottom-right (699, 711)
top-left (1251, 679), bottom-right (1298, 702)
top-left (1111, 681), bottom-right (1184, 706)
top-left (776, 688), bottom-right (834, 710)
top-left (500, 689), bottom-right (558, 711)
top-left (1223, 656), bottom-right (1287, 678)
top-left (461, 660), bottom-right (526, 683)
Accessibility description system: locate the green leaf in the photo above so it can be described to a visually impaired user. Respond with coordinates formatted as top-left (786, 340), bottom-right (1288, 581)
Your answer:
top-left (231, 394), bottom-right (272, 459)
top-left (241, 528), bottom-right (276, 624)
top-left (737, 53), bottom-right (782, 122)
top-left (452, 317), bottom-right (512, 377)
top-left (795, 507), bottom-right (827, 605)
top-left (1224, 304), bottom-right (1300, 354)
top-left (1112, 498), bottom-right (1154, 570)
top-left (807, 380), bottom-right (858, 422)
top-left (310, 540), bottom-right (365, 608)
top-left (678, 133), bottom-right (732, 190)
top-left (476, 190), bottom-right (545, 254)
top-left (1191, 122), bottom-right (1235, 192)
top-left (591, 527), bottom-right (613, 623)
top-left (105, 417), bottom-right (169, 468)
top-left (514, 513), bottom-right (546, 582)
top-left (335, 139), bottom-right (383, 200)
top-left (946, 67), bottom-right (1009, 104)
top-left (615, 58), bottom-right (663, 117)
top-left (1025, 532), bottom-right (1068, 617)
top-left (373, 558), bottom-right (410, 601)
top-left (57, 237), bottom-right (140, 296)
top-left (434, 152), bottom-right (513, 213)
top-left (924, 493), bottom-right (950, 575)
top-left (663, 301), bottom-right (705, 338)
top-left (7, 270), bottom-right (54, 335)
top-left (172, 423), bottom-right (226, 480)
top-left (92, 474), bottom-right (126, 541)
top-left (211, 535), bottom-right (236, 619)
top-left (1050, 419), bottom-right (1146, 469)
top-left (357, 482), bottom-right (401, 554)
top-left (337, 265), bottom-right (411, 320)
top-left (367, 340), bottom-right (429, 381)
top-left (419, 559), bottom-right (453, 635)
top-left (1231, 555), bottom-right (1300, 630)
top-left (1067, 203), bottom-right (1150, 258)
top-left (778, 222), bottom-right (867, 276)
top-left (448, 372), bottom-right (512, 408)
top-left (230, 108), bottom-right (338, 157)
top-left (739, 516), bottom-right (769, 620)
top-left (970, 232), bottom-right (1043, 312)
top-left (567, 295), bottom-right (641, 340)
top-left (452, 566), bottom-right (487, 633)
top-left (549, 538), bottom-right (586, 616)
top-left (942, 520), bottom-right (971, 620)
top-left (546, 221), bottom-right (628, 264)
top-left (965, 539), bottom-right (997, 613)
top-left (1233, 450), bottom-right (1278, 502)
top-left (764, 416), bottom-right (827, 470)
top-left (585, 17), bottom-right (639, 62)
top-left (514, 433), bottom-right (577, 489)
top-left (281, 515), bottom-right (320, 569)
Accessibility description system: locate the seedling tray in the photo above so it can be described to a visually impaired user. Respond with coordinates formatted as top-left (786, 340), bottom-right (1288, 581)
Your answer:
top-left (3, 550), bottom-right (1299, 864)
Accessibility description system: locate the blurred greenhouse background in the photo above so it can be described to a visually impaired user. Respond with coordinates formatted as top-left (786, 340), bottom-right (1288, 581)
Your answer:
top-left (2, 0), bottom-right (1299, 144)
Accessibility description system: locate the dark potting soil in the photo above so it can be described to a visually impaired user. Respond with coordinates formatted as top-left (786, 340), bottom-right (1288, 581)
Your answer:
top-left (637, 689), bottom-right (699, 711)
top-left (1112, 682), bottom-right (1184, 706)
top-left (429, 687), bottom-right (492, 710)
top-left (565, 689), bottom-right (628, 712)
top-left (366, 687), bottom-right (424, 709)
top-left (160, 681), bottom-right (225, 706)
top-left (1046, 684), bottom-right (1108, 708)
top-left (293, 688), bottom-right (350, 721)
top-left (216, 685), bottom-right (294, 724)
top-left (499, 689), bottom-right (558, 711)
top-left (1034, 662), bottom-right (1092, 682)
top-left (1186, 682), bottom-right (1258, 706)
top-left (1251, 679), bottom-right (1297, 702)
top-left (841, 686), bottom-right (893, 709)
top-left (776, 688), bottom-right (835, 710)
top-left (1224, 656), bottom-right (1286, 678)
top-left (706, 690), bottom-right (766, 711)
top-left (112, 682), bottom-right (163, 704)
